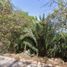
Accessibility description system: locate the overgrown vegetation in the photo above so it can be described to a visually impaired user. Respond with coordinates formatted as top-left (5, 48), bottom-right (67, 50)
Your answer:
top-left (0, 0), bottom-right (67, 61)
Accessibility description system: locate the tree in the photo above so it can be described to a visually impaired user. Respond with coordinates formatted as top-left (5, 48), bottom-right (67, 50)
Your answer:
top-left (0, 0), bottom-right (37, 54)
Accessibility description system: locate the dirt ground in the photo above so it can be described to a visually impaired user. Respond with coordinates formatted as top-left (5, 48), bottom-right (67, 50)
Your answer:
top-left (3, 53), bottom-right (67, 67)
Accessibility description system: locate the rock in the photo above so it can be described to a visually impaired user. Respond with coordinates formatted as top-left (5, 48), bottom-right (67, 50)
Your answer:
top-left (47, 58), bottom-right (64, 65)
top-left (55, 65), bottom-right (61, 67)
top-left (0, 54), bottom-right (66, 67)
top-left (48, 64), bottom-right (53, 67)
top-left (43, 64), bottom-right (54, 67)
top-left (23, 50), bottom-right (31, 56)
top-left (0, 55), bottom-right (52, 67)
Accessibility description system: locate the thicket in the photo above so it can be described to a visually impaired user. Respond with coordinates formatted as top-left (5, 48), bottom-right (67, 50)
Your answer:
top-left (0, 0), bottom-right (67, 61)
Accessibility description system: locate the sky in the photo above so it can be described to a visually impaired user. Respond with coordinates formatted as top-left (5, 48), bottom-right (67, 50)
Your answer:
top-left (11, 0), bottom-right (58, 17)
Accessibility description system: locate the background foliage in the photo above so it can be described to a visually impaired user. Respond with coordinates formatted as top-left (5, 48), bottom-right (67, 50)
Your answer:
top-left (0, 0), bottom-right (67, 61)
